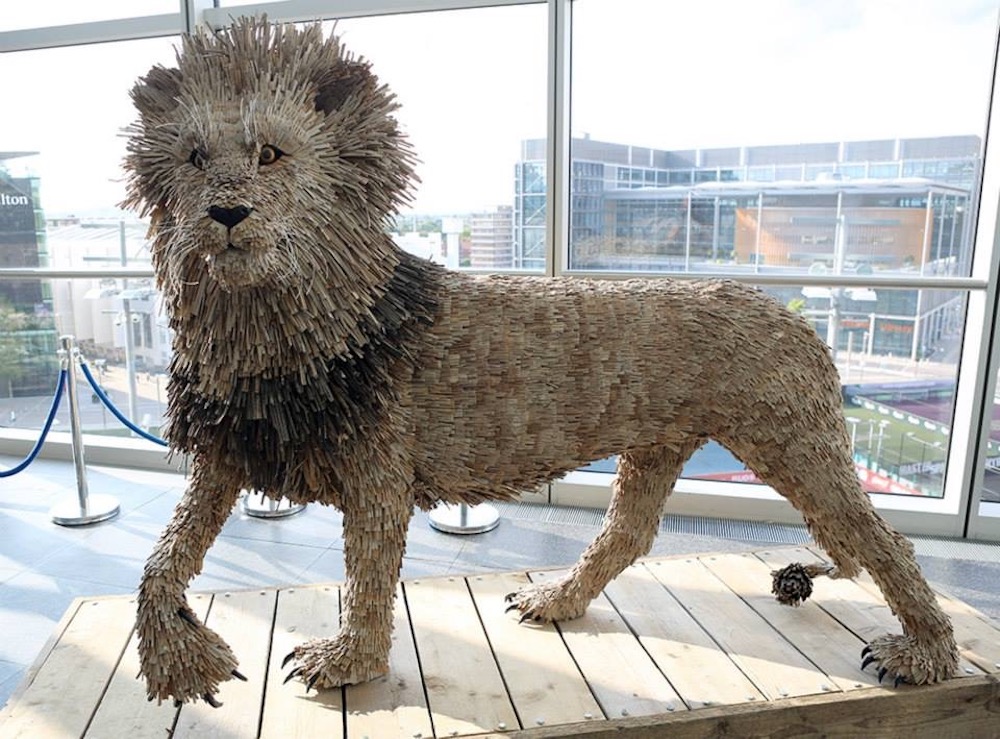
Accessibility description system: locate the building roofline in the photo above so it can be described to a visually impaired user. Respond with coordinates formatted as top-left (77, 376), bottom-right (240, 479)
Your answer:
top-left (603, 177), bottom-right (969, 200)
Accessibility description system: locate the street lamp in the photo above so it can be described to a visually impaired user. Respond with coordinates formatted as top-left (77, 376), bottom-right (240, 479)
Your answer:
top-left (875, 419), bottom-right (890, 469)
top-left (846, 416), bottom-right (860, 456)
top-left (906, 433), bottom-right (944, 493)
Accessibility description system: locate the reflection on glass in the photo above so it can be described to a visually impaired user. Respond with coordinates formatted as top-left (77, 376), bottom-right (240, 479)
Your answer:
top-left (1, 38), bottom-right (177, 437)
top-left (329, 6), bottom-right (546, 271)
top-left (978, 369), bottom-right (1000, 507)
top-left (584, 287), bottom-right (962, 499)
top-left (567, 0), bottom-right (994, 276)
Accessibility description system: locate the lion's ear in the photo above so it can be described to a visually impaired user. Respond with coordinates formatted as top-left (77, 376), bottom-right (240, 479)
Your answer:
top-left (131, 65), bottom-right (182, 120)
top-left (313, 59), bottom-right (377, 115)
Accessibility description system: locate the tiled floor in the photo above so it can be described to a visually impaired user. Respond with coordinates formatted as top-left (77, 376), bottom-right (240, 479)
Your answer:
top-left (1, 455), bottom-right (999, 710)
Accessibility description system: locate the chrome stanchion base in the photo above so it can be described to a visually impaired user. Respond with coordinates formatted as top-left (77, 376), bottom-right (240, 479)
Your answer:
top-left (241, 491), bottom-right (306, 519)
top-left (51, 494), bottom-right (121, 526)
top-left (428, 502), bottom-right (500, 535)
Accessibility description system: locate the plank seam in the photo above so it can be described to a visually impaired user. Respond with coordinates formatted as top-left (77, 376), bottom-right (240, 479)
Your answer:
top-left (255, 588), bottom-right (281, 739)
top-left (641, 559), bottom-right (774, 702)
top-left (695, 555), bottom-right (842, 694)
top-left (599, 568), bottom-right (691, 710)
top-left (399, 582), bottom-right (438, 739)
top-left (524, 571), bottom-right (610, 721)
top-left (463, 574), bottom-right (525, 731)
top-left (79, 608), bottom-right (139, 738)
top-left (702, 554), bottom-right (851, 694)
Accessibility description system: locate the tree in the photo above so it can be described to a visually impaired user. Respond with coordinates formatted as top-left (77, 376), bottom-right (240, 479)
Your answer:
top-left (0, 299), bottom-right (28, 397)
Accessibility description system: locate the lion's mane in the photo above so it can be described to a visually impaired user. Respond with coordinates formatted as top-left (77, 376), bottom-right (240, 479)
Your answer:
top-left (123, 19), bottom-right (439, 495)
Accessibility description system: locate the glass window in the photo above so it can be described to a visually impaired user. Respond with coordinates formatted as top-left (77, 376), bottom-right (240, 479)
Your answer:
top-left (0, 37), bottom-right (178, 436)
top-left (581, 286), bottom-right (963, 498)
top-left (568, 0), bottom-right (995, 277)
top-left (331, 6), bottom-right (547, 271)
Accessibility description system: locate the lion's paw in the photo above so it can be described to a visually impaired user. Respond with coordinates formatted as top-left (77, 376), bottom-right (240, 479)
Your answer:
top-left (282, 634), bottom-right (388, 690)
top-left (138, 604), bottom-right (244, 706)
top-left (861, 633), bottom-right (958, 686)
top-left (504, 579), bottom-right (590, 623)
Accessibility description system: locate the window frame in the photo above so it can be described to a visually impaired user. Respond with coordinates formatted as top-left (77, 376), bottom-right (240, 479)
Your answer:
top-left (1, 0), bottom-right (999, 540)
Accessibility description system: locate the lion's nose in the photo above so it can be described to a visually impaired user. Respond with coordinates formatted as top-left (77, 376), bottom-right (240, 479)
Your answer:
top-left (207, 205), bottom-right (253, 229)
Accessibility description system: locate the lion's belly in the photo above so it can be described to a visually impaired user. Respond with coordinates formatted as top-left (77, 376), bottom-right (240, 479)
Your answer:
top-left (407, 283), bottom-right (711, 496)
top-left (407, 275), bottom-right (834, 499)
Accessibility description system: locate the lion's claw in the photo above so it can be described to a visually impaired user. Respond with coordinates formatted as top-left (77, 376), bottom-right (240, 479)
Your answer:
top-left (231, 669), bottom-right (247, 682)
top-left (859, 634), bottom-right (955, 686)
top-left (280, 636), bottom-right (388, 689)
top-left (281, 650), bottom-right (297, 669)
top-left (204, 692), bottom-right (222, 708)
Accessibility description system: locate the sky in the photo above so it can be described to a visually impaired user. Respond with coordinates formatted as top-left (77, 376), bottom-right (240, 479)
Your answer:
top-left (1, 0), bottom-right (997, 217)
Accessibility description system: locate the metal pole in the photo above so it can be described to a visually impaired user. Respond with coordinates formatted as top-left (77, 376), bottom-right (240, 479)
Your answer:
top-left (50, 335), bottom-right (121, 526)
top-left (429, 502), bottom-right (500, 535)
top-left (241, 490), bottom-right (306, 519)
top-left (120, 220), bottom-right (139, 431)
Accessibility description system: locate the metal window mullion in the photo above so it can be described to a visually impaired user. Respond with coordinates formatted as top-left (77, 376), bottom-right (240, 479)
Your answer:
top-left (201, 0), bottom-right (544, 28)
top-left (0, 14), bottom-right (181, 52)
top-left (183, 0), bottom-right (218, 34)
top-left (546, 0), bottom-right (571, 278)
top-left (950, 20), bottom-right (1000, 537)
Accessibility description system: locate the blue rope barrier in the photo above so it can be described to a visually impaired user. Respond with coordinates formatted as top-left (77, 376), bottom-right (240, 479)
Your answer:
top-left (78, 360), bottom-right (168, 447)
top-left (0, 369), bottom-right (67, 477)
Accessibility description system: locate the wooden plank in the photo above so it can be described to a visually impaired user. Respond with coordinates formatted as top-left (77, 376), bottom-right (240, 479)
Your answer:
top-left (603, 563), bottom-right (764, 709)
top-left (757, 547), bottom-right (981, 677)
top-left (84, 592), bottom-right (210, 738)
top-left (343, 586), bottom-right (433, 739)
top-left (173, 588), bottom-right (277, 737)
top-left (530, 568), bottom-right (685, 719)
top-left (833, 549), bottom-right (1000, 676)
top-left (469, 572), bottom-right (604, 729)
top-left (933, 593), bottom-right (1000, 675)
top-left (700, 552), bottom-right (877, 692)
top-left (645, 557), bottom-right (831, 699)
top-left (259, 585), bottom-right (343, 739)
top-left (0, 597), bottom-right (135, 739)
top-left (0, 597), bottom-right (84, 728)
top-left (492, 673), bottom-right (1000, 739)
top-left (404, 575), bottom-right (518, 736)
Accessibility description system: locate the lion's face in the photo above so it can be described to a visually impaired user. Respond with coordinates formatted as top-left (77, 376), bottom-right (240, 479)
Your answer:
top-left (168, 93), bottom-right (330, 290)
top-left (124, 20), bottom-right (415, 295)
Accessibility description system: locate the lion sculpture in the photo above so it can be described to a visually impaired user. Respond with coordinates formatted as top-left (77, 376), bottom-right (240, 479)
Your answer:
top-left (124, 18), bottom-right (957, 706)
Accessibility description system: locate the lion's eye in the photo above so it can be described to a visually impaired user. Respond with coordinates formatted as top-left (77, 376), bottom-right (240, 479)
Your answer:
top-left (258, 144), bottom-right (284, 166)
top-left (188, 149), bottom-right (208, 170)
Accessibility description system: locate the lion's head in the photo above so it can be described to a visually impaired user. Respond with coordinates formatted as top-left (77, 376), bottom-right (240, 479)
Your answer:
top-left (123, 18), bottom-right (415, 298)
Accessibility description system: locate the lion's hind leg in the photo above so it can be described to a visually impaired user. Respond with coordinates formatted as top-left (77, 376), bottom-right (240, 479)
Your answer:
top-left (722, 423), bottom-right (958, 685)
top-left (506, 439), bottom-right (704, 623)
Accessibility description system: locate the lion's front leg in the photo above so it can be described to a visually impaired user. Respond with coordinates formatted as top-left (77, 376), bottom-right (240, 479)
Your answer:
top-left (283, 486), bottom-right (413, 689)
top-left (137, 462), bottom-right (244, 705)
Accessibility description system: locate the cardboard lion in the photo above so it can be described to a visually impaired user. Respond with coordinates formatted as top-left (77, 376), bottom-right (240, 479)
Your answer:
top-left (124, 17), bottom-right (957, 706)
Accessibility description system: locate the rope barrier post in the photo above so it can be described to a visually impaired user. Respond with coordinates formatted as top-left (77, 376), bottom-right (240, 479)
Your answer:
top-left (428, 502), bottom-right (500, 535)
top-left (241, 490), bottom-right (306, 519)
top-left (50, 335), bottom-right (121, 527)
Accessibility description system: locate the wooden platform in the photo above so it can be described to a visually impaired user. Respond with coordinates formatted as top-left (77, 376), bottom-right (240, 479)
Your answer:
top-left (2, 546), bottom-right (999, 738)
